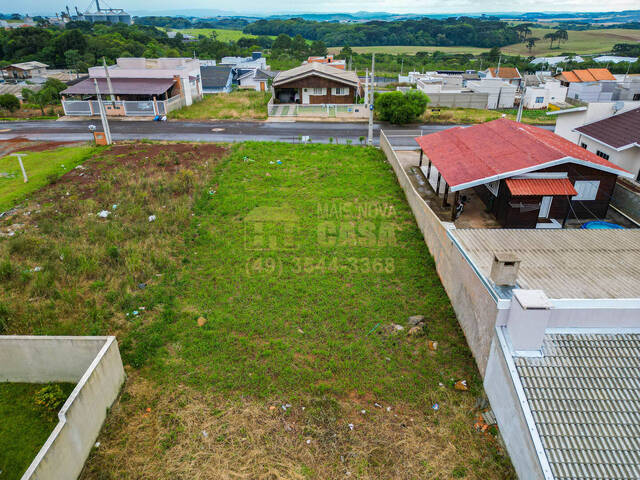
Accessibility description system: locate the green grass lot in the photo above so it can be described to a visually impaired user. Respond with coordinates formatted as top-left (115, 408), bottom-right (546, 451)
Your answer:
top-left (0, 383), bottom-right (75, 480)
top-left (168, 90), bottom-right (270, 120)
top-left (167, 28), bottom-right (273, 42)
top-left (327, 27), bottom-right (640, 58)
top-left (421, 107), bottom-right (556, 125)
top-left (328, 45), bottom-right (490, 55)
top-left (502, 27), bottom-right (640, 56)
top-left (0, 142), bottom-right (514, 479)
top-left (0, 145), bottom-right (102, 211)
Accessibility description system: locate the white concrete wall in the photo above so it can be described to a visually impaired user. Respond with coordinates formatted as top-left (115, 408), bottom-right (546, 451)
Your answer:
top-left (468, 79), bottom-right (516, 109)
top-left (0, 336), bottom-right (125, 480)
top-left (380, 133), bottom-right (502, 375)
top-left (553, 101), bottom-right (640, 143)
top-left (579, 136), bottom-right (640, 180)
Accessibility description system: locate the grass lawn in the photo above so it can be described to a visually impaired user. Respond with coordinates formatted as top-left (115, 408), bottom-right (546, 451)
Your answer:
top-left (328, 45), bottom-right (490, 55)
top-left (0, 141), bottom-right (514, 479)
top-left (502, 27), bottom-right (640, 56)
top-left (168, 28), bottom-right (273, 42)
top-left (168, 90), bottom-right (270, 120)
top-left (0, 145), bottom-right (102, 212)
top-left (421, 107), bottom-right (556, 125)
top-left (0, 383), bottom-right (75, 480)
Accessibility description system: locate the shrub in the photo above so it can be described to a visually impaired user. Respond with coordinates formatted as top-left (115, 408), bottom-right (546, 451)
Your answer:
top-left (0, 93), bottom-right (20, 113)
top-left (375, 90), bottom-right (429, 125)
top-left (34, 384), bottom-right (67, 413)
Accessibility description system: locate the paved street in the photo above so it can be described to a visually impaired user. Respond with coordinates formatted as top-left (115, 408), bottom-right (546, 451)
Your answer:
top-left (0, 119), bottom-right (554, 149)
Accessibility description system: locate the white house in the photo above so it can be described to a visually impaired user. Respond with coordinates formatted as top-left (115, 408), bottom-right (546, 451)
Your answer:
top-left (88, 57), bottom-right (202, 105)
top-left (521, 80), bottom-right (567, 109)
top-left (237, 69), bottom-right (278, 92)
top-left (572, 107), bottom-right (640, 182)
top-left (467, 78), bottom-right (516, 109)
top-left (482, 67), bottom-right (522, 88)
top-left (556, 68), bottom-right (618, 103)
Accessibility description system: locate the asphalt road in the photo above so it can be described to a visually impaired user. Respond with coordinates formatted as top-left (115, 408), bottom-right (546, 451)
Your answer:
top-left (0, 119), bottom-right (554, 149)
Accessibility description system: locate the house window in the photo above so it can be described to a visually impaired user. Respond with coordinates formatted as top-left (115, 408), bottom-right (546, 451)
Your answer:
top-left (573, 180), bottom-right (600, 201)
top-left (311, 88), bottom-right (325, 95)
top-left (535, 96), bottom-right (544, 103)
top-left (332, 87), bottom-right (348, 95)
top-left (634, 93), bottom-right (640, 101)
top-left (580, 143), bottom-right (588, 149)
top-left (596, 150), bottom-right (610, 160)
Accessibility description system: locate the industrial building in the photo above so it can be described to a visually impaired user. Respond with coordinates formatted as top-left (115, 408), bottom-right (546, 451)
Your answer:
top-left (73, 0), bottom-right (132, 25)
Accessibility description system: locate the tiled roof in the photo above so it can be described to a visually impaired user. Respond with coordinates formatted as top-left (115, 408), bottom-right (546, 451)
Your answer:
top-left (515, 332), bottom-right (640, 479)
top-left (558, 68), bottom-right (616, 83)
top-left (62, 77), bottom-right (175, 95)
top-left (489, 67), bottom-right (521, 79)
top-left (200, 66), bottom-right (232, 88)
top-left (273, 62), bottom-right (359, 87)
top-left (450, 229), bottom-right (640, 299)
top-left (414, 118), bottom-right (632, 190)
top-left (575, 108), bottom-right (640, 149)
top-left (505, 178), bottom-right (577, 196)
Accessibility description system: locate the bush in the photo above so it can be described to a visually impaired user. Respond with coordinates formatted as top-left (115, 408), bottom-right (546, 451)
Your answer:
top-left (375, 90), bottom-right (429, 125)
top-left (0, 93), bottom-right (20, 113)
top-left (34, 384), bottom-right (67, 413)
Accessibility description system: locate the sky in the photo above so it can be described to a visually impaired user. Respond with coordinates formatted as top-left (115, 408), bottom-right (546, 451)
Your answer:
top-left (8, 0), bottom-right (640, 16)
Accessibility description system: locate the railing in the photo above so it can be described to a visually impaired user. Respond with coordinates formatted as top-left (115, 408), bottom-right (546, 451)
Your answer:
top-left (268, 102), bottom-right (368, 118)
top-left (62, 95), bottom-right (185, 117)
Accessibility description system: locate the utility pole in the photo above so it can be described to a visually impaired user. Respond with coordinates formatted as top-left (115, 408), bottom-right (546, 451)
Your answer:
top-left (11, 154), bottom-right (28, 183)
top-left (94, 78), bottom-right (112, 145)
top-left (401, 57), bottom-right (404, 75)
top-left (367, 54), bottom-right (375, 146)
top-left (516, 87), bottom-right (525, 122)
top-left (103, 57), bottom-right (115, 102)
top-left (496, 55), bottom-right (501, 76)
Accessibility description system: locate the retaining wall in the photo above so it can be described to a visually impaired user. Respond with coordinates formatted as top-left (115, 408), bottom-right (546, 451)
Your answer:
top-left (0, 336), bottom-right (125, 480)
top-left (380, 132), bottom-right (500, 375)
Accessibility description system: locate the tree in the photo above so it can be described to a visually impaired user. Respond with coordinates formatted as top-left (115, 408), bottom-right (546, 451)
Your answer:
top-left (487, 46), bottom-right (501, 62)
top-left (525, 37), bottom-right (539, 53)
top-left (554, 29), bottom-right (568, 46)
top-left (309, 40), bottom-right (327, 56)
top-left (0, 94), bottom-right (20, 113)
top-left (272, 33), bottom-right (292, 51)
top-left (291, 34), bottom-right (308, 56)
top-left (21, 79), bottom-right (67, 115)
top-left (544, 32), bottom-right (557, 49)
top-left (65, 49), bottom-right (81, 71)
top-left (375, 90), bottom-right (429, 125)
top-left (338, 45), bottom-right (353, 59)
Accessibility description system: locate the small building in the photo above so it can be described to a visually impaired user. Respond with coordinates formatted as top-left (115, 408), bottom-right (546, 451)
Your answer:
top-left (200, 66), bottom-right (233, 94)
top-left (238, 69), bottom-right (278, 92)
top-left (483, 67), bottom-right (523, 88)
top-left (467, 78), bottom-right (516, 109)
top-left (521, 80), bottom-right (567, 109)
top-left (304, 55), bottom-right (346, 70)
top-left (416, 82), bottom-right (489, 109)
top-left (1, 61), bottom-right (49, 80)
top-left (556, 68), bottom-right (617, 102)
top-left (573, 107), bottom-right (640, 182)
top-left (414, 118), bottom-right (633, 228)
top-left (272, 63), bottom-right (361, 105)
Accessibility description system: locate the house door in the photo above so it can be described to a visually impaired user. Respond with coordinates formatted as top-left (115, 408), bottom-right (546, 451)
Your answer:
top-left (539, 196), bottom-right (552, 218)
top-left (259, 82), bottom-right (265, 92)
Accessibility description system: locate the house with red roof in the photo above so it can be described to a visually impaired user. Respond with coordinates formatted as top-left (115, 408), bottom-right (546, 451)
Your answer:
top-left (483, 67), bottom-right (522, 88)
top-left (415, 118), bottom-right (633, 228)
top-left (555, 68), bottom-right (618, 103)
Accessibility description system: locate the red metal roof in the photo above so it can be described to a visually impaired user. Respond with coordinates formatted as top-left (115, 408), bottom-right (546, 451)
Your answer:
top-left (557, 68), bottom-right (615, 83)
top-left (62, 77), bottom-right (176, 96)
top-left (488, 67), bottom-right (521, 79)
top-left (506, 178), bottom-right (578, 196)
top-left (414, 118), bottom-right (633, 191)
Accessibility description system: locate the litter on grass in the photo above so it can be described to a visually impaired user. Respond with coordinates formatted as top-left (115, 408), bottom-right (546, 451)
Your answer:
top-left (432, 403), bottom-right (440, 411)
top-left (454, 380), bottom-right (468, 391)
top-left (97, 210), bottom-right (110, 218)
top-left (148, 215), bottom-right (156, 222)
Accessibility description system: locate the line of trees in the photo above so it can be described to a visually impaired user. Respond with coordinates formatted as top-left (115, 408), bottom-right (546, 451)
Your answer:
top-left (244, 17), bottom-right (520, 48)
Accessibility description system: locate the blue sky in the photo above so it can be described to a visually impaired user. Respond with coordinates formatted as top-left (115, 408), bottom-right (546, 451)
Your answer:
top-left (9, 0), bottom-right (639, 15)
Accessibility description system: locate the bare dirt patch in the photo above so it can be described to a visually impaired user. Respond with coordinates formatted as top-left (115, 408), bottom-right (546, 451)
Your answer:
top-left (0, 138), bottom-right (80, 157)
top-left (82, 375), bottom-right (511, 480)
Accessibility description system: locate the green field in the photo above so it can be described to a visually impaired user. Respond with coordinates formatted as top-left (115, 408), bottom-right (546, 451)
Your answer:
top-left (0, 145), bottom-right (102, 211)
top-left (328, 27), bottom-right (640, 58)
top-left (1, 142), bottom-right (513, 479)
top-left (168, 90), bottom-right (270, 120)
top-left (168, 28), bottom-right (273, 42)
top-left (328, 45), bottom-right (490, 55)
top-left (0, 383), bottom-right (75, 480)
top-left (502, 27), bottom-right (640, 56)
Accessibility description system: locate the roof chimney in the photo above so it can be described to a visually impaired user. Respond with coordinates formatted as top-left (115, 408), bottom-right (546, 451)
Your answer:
top-left (506, 289), bottom-right (552, 355)
top-left (490, 252), bottom-right (520, 287)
